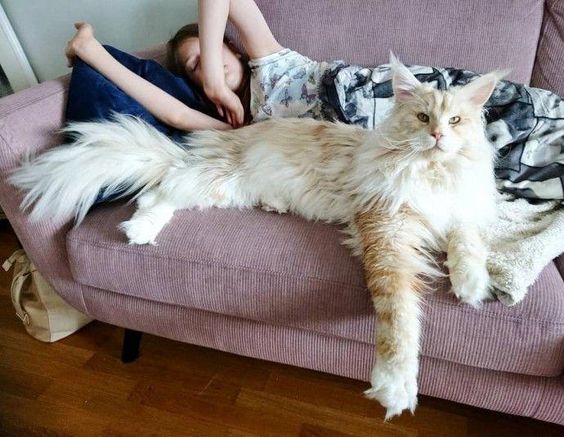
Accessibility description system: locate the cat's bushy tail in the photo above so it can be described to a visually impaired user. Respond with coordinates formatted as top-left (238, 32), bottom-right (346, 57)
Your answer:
top-left (9, 114), bottom-right (188, 224)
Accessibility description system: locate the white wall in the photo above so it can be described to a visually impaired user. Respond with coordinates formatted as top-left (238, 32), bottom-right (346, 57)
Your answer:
top-left (1, 0), bottom-right (198, 82)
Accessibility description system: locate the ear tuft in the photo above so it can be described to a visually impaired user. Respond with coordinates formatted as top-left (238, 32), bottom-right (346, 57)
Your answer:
top-left (491, 69), bottom-right (511, 81)
top-left (390, 52), bottom-right (420, 101)
top-left (389, 51), bottom-right (401, 67)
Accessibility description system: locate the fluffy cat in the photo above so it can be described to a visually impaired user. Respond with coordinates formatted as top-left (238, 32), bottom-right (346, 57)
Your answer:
top-left (10, 56), bottom-right (498, 419)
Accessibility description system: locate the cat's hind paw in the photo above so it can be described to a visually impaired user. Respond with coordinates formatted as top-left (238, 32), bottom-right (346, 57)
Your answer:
top-left (119, 219), bottom-right (161, 245)
top-left (118, 200), bottom-right (175, 245)
top-left (365, 360), bottom-right (418, 421)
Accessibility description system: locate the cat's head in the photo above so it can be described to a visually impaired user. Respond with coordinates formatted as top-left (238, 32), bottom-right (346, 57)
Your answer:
top-left (387, 53), bottom-right (500, 160)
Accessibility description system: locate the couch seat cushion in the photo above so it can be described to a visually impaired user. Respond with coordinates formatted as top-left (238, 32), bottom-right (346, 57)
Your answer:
top-left (67, 203), bottom-right (564, 377)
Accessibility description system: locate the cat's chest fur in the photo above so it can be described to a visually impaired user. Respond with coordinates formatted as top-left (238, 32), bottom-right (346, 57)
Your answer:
top-left (378, 157), bottom-right (493, 238)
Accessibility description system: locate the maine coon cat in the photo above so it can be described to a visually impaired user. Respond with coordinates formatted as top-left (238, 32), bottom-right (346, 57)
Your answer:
top-left (10, 56), bottom-right (499, 419)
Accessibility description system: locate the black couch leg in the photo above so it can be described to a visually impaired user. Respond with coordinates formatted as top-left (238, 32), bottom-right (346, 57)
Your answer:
top-left (121, 328), bottom-right (143, 363)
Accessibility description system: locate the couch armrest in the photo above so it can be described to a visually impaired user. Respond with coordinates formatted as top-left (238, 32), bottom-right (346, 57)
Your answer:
top-left (555, 256), bottom-right (564, 281)
top-left (0, 45), bottom-right (168, 314)
top-left (531, 0), bottom-right (564, 97)
top-left (0, 75), bottom-right (88, 312)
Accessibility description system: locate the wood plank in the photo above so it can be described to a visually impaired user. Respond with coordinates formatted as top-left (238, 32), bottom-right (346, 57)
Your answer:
top-left (264, 369), bottom-right (468, 437)
top-left (0, 365), bottom-right (52, 400)
top-left (236, 388), bottom-right (416, 437)
top-left (129, 379), bottom-right (303, 435)
top-left (0, 391), bottom-right (108, 436)
top-left (0, 342), bottom-right (93, 381)
top-left (299, 423), bottom-right (359, 437)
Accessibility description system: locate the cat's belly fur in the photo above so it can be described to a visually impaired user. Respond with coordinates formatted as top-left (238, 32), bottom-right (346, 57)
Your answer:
top-left (169, 130), bottom-right (359, 224)
top-left (241, 145), bottom-right (355, 223)
top-left (166, 118), bottom-right (366, 222)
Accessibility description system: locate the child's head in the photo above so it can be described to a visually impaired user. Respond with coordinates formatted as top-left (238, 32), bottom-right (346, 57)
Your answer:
top-left (166, 23), bottom-right (247, 93)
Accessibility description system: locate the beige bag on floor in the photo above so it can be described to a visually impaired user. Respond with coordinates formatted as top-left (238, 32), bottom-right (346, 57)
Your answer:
top-left (3, 249), bottom-right (93, 342)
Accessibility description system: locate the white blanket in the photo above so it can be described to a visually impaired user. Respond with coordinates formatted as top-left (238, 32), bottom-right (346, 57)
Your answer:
top-left (487, 195), bottom-right (564, 305)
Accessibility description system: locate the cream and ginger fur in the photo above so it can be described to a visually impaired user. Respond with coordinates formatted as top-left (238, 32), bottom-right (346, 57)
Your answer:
top-left (10, 56), bottom-right (499, 419)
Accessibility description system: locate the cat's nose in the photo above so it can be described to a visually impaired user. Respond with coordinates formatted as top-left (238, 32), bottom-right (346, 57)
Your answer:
top-left (431, 131), bottom-right (443, 141)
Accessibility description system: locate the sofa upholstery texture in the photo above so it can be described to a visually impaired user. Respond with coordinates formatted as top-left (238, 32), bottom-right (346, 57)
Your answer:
top-left (0, 0), bottom-right (562, 424)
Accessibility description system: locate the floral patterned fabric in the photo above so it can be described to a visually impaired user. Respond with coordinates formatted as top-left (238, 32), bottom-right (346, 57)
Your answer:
top-left (249, 49), bottom-right (330, 122)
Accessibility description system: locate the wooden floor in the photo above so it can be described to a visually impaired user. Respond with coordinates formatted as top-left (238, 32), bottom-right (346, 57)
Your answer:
top-left (0, 220), bottom-right (562, 436)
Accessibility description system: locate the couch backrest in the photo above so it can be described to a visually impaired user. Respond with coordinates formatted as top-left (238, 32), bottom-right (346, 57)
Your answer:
top-left (530, 0), bottom-right (564, 96)
top-left (254, 0), bottom-right (546, 86)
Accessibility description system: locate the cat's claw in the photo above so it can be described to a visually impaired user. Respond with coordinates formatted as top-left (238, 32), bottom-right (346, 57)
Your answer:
top-left (365, 360), bottom-right (418, 421)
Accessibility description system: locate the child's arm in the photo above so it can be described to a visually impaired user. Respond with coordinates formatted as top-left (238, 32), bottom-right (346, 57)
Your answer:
top-left (227, 0), bottom-right (284, 59)
top-left (66, 23), bottom-right (231, 131)
top-left (198, 0), bottom-right (283, 125)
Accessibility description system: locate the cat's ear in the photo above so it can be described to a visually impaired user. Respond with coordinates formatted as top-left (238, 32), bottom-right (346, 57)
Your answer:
top-left (390, 52), bottom-right (420, 101)
top-left (459, 73), bottom-right (502, 107)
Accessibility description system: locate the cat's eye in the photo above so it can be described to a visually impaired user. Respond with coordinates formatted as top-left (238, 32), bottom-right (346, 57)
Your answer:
top-left (449, 116), bottom-right (461, 125)
top-left (417, 113), bottom-right (429, 123)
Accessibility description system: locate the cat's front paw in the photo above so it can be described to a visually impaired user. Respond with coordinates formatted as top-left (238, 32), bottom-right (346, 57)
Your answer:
top-left (364, 359), bottom-right (418, 421)
top-left (449, 260), bottom-right (491, 308)
top-left (119, 219), bottom-right (160, 245)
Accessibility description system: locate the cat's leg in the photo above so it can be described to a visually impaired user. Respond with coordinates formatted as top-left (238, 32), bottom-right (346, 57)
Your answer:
top-left (355, 206), bottom-right (425, 420)
top-left (118, 189), bottom-right (177, 245)
top-left (118, 165), bottom-right (255, 244)
top-left (446, 224), bottom-right (491, 308)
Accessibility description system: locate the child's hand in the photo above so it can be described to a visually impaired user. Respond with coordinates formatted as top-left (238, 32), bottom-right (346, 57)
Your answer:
top-left (65, 22), bottom-right (96, 67)
top-left (204, 84), bottom-right (245, 128)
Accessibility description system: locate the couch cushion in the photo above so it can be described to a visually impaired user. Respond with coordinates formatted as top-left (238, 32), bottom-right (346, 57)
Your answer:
top-left (250, 0), bottom-right (544, 85)
top-left (67, 203), bottom-right (564, 377)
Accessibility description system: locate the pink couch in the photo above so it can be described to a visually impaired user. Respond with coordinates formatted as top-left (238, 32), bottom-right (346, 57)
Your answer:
top-left (0, 0), bottom-right (562, 424)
